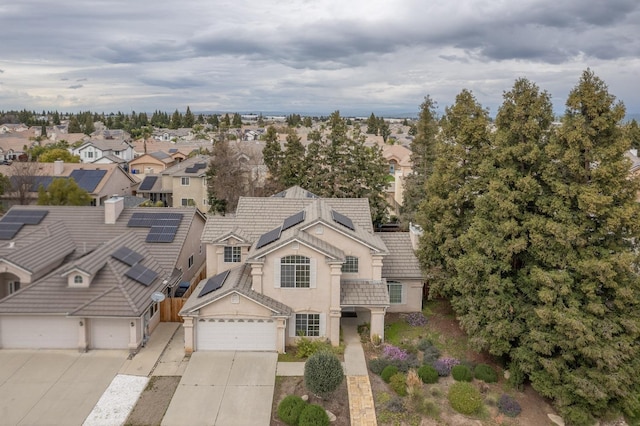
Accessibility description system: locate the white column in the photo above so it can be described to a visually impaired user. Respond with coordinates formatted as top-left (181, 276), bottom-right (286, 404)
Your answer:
top-left (183, 317), bottom-right (194, 354)
top-left (78, 318), bottom-right (88, 352)
top-left (370, 307), bottom-right (386, 342)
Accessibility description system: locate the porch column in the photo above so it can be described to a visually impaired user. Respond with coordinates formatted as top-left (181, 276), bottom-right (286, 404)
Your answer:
top-left (329, 263), bottom-right (342, 346)
top-left (372, 255), bottom-right (384, 280)
top-left (370, 307), bottom-right (386, 342)
top-left (77, 318), bottom-right (88, 352)
top-left (128, 319), bottom-right (140, 352)
top-left (183, 317), bottom-right (194, 354)
top-left (276, 318), bottom-right (287, 353)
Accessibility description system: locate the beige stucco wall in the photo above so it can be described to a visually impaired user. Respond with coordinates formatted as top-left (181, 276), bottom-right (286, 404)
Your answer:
top-left (176, 213), bottom-right (206, 285)
top-left (199, 292), bottom-right (273, 318)
top-left (171, 175), bottom-right (208, 213)
top-left (386, 279), bottom-right (424, 313)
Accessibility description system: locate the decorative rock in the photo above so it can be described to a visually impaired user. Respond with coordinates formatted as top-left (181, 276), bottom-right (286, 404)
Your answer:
top-left (301, 394), bottom-right (309, 402)
top-left (326, 410), bottom-right (337, 422)
top-left (503, 370), bottom-right (510, 380)
top-left (548, 414), bottom-right (565, 426)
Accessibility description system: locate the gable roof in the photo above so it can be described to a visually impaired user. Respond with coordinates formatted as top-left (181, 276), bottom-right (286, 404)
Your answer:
top-left (377, 232), bottom-right (423, 279)
top-left (0, 204), bottom-right (205, 317)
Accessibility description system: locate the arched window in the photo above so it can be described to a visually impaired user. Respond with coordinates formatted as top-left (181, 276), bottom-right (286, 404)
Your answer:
top-left (281, 255), bottom-right (310, 288)
top-left (74, 275), bottom-right (83, 284)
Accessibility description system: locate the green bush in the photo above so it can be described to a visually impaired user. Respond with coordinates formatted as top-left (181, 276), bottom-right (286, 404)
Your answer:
top-left (474, 364), bottom-right (498, 383)
top-left (448, 382), bottom-right (483, 415)
top-left (389, 373), bottom-right (407, 396)
top-left (369, 358), bottom-right (391, 375)
top-left (416, 338), bottom-right (441, 364)
top-left (298, 404), bottom-right (330, 426)
top-left (451, 365), bottom-right (473, 382)
top-left (381, 365), bottom-right (399, 383)
top-left (304, 351), bottom-right (344, 399)
top-left (277, 395), bottom-right (307, 425)
top-left (417, 365), bottom-right (439, 384)
top-left (296, 337), bottom-right (321, 358)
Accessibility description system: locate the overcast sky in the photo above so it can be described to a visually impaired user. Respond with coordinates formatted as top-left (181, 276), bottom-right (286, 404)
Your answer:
top-left (1, 0), bottom-right (639, 117)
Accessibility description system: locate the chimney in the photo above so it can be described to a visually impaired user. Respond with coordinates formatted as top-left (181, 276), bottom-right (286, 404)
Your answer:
top-left (54, 160), bottom-right (64, 176)
top-left (104, 196), bottom-right (124, 224)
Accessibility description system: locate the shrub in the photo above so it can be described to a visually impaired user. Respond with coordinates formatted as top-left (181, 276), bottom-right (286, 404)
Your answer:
top-left (369, 358), bottom-right (391, 375)
top-left (381, 365), bottom-right (399, 383)
top-left (296, 337), bottom-right (321, 359)
top-left (386, 396), bottom-right (406, 413)
top-left (433, 357), bottom-right (460, 376)
top-left (417, 365), bottom-right (439, 384)
top-left (474, 364), bottom-right (498, 383)
top-left (304, 351), bottom-right (344, 399)
top-left (406, 369), bottom-right (422, 396)
top-left (277, 395), bottom-right (307, 425)
top-left (497, 394), bottom-right (521, 417)
top-left (451, 365), bottom-right (473, 382)
top-left (507, 362), bottom-right (525, 390)
top-left (389, 373), bottom-right (407, 396)
top-left (382, 344), bottom-right (409, 361)
top-left (417, 339), bottom-right (441, 364)
top-left (405, 312), bottom-right (428, 327)
top-left (298, 404), bottom-right (330, 426)
top-left (448, 382), bottom-right (483, 415)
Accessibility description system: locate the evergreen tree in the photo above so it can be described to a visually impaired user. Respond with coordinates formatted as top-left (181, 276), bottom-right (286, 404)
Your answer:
top-left (262, 126), bottom-right (283, 177)
top-left (624, 118), bottom-right (640, 150)
top-left (378, 117), bottom-right (391, 142)
top-left (366, 113), bottom-right (378, 134)
top-left (67, 115), bottom-right (81, 133)
top-left (170, 109), bottom-right (182, 129)
top-left (183, 106), bottom-right (195, 128)
top-left (83, 115), bottom-right (95, 135)
top-left (208, 114), bottom-right (219, 129)
top-left (37, 178), bottom-right (91, 206)
top-left (231, 113), bottom-right (242, 128)
top-left (206, 140), bottom-right (244, 214)
top-left (279, 129), bottom-right (306, 187)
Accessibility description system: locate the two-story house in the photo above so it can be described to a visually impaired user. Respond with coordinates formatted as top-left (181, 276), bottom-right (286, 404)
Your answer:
top-left (72, 139), bottom-right (135, 163)
top-left (180, 186), bottom-right (424, 353)
top-left (0, 199), bottom-right (206, 351)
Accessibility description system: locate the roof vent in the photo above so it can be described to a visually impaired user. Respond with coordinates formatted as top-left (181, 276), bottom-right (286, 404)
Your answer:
top-left (8, 242), bottom-right (15, 249)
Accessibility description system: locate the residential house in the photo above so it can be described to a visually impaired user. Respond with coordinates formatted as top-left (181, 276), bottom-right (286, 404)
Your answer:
top-left (179, 186), bottom-right (424, 353)
top-left (136, 155), bottom-right (210, 213)
top-left (129, 151), bottom-right (177, 177)
top-left (71, 139), bottom-right (135, 163)
top-left (627, 149), bottom-right (640, 201)
top-left (382, 144), bottom-right (413, 215)
top-left (0, 162), bottom-right (138, 208)
top-left (0, 200), bottom-right (206, 351)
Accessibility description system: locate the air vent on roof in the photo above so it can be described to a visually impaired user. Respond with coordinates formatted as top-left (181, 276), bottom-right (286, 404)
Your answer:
top-left (199, 270), bottom-right (230, 297)
top-left (111, 246), bottom-right (144, 266)
top-left (282, 211), bottom-right (305, 231)
top-left (331, 210), bottom-right (355, 230)
top-left (255, 226), bottom-right (282, 249)
top-left (125, 264), bottom-right (158, 286)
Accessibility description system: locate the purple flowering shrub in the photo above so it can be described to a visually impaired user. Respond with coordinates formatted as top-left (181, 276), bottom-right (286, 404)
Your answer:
top-left (432, 357), bottom-right (461, 376)
top-left (382, 344), bottom-right (410, 361)
top-left (498, 394), bottom-right (521, 417)
top-left (405, 312), bottom-right (428, 327)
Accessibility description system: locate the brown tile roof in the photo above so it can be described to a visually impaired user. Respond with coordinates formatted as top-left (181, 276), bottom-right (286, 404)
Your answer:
top-left (377, 232), bottom-right (423, 279)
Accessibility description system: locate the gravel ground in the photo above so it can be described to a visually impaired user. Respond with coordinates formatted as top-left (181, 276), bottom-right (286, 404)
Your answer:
top-left (83, 374), bottom-right (149, 426)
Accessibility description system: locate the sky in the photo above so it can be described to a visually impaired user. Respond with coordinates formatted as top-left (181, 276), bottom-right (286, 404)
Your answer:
top-left (1, 0), bottom-right (639, 118)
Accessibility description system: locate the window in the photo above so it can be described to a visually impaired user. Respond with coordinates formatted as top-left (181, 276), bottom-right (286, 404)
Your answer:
top-left (224, 246), bottom-right (241, 263)
top-left (387, 281), bottom-right (403, 304)
top-left (295, 313), bottom-right (320, 337)
top-left (188, 255), bottom-right (194, 269)
top-left (181, 177), bottom-right (190, 186)
top-left (8, 281), bottom-right (20, 294)
top-left (342, 256), bottom-right (359, 273)
top-left (74, 275), bottom-right (83, 284)
top-left (389, 161), bottom-right (396, 174)
top-left (181, 198), bottom-right (194, 207)
top-left (149, 302), bottom-right (158, 316)
top-left (281, 255), bottom-right (310, 288)
top-left (86, 151), bottom-right (94, 158)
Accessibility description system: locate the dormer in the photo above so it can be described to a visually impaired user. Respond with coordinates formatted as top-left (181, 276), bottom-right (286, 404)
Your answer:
top-left (62, 268), bottom-right (92, 288)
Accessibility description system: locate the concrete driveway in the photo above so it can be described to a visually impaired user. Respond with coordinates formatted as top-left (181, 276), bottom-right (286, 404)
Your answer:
top-left (0, 349), bottom-right (128, 425)
top-left (162, 351), bottom-right (278, 426)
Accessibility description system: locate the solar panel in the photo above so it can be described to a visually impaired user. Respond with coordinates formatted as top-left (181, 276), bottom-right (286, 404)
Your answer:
top-left (127, 212), bottom-right (183, 228)
top-left (138, 176), bottom-right (158, 191)
top-left (199, 270), bottom-right (230, 297)
top-left (255, 226), bottom-right (282, 249)
top-left (168, 148), bottom-right (178, 153)
top-left (0, 222), bottom-right (24, 240)
top-left (195, 163), bottom-right (207, 169)
top-left (184, 167), bottom-right (198, 173)
top-left (2, 209), bottom-right (49, 225)
top-left (331, 210), bottom-right (355, 230)
top-left (273, 190), bottom-right (287, 198)
top-left (125, 264), bottom-right (158, 286)
top-left (146, 225), bottom-right (178, 243)
top-left (282, 211), bottom-right (305, 231)
top-left (111, 246), bottom-right (144, 266)
top-left (69, 169), bottom-right (107, 192)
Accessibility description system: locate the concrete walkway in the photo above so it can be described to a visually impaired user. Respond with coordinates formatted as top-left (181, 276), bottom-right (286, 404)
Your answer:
top-left (342, 318), bottom-right (378, 426)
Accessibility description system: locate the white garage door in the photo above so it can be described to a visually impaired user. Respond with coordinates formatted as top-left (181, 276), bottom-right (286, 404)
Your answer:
top-left (0, 316), bottom-right (77, 349)
top-left (197, 318), bottom-right (277, 351)
top-left (90, 318), bottom-right (131, 349)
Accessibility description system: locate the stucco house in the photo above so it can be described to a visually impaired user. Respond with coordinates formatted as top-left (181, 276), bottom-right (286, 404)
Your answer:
top-left (129, 151), bottom-right (177, 177)
top-left (71, 139), bottom-right (135, 163)
top-left (0, 200), bottom-right (206, 351)
top-left (180, 186), bottom-right (424, 353)
top-left (382, 144), bottom-right (413, 215)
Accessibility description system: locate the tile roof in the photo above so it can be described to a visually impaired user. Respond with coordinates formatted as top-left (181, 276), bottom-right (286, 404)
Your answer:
top-left (180, 264), bottom-right (292, 316)
top-left (340, 280), bottom-right (390, 306)
top-left (0, 204), bottom-right (204, 317)
top-left (377, 232), bottom-right (423, 279)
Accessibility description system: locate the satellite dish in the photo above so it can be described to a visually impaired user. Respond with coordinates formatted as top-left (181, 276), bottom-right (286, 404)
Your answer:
top-left (151, 291), bottom-right (166, 302)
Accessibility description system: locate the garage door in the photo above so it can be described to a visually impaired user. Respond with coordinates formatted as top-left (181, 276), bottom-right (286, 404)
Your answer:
top-left (90, 318), bottom-right (130, 349)
top-left (0, 315), bottom-right (77, 349)
top-left (197, 318), bottom-right (276, 351)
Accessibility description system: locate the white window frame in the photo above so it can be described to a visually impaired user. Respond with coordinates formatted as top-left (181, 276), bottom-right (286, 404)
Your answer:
top-left (342, 256), bottom-right (359, 273)
top-left (8, 280), bottom-right (20, 294)
top-left (387, 281), bottom-right (403, 304)
top-left (280, 255), bottom-right (310, 288)
top-left (181, 198), bottom-right (194, 207)
top-left (188, 255), bottom-right (194, 269)
top-left (224, 246), bottom-right (241, 263)
top-left (295, 313), bottom-right (320, 337)
top-left (181, 177), bottom-right (190, 186)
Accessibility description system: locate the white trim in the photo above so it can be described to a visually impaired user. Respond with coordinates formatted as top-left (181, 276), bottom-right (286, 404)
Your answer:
top-left (310, 258), bottom-right (317, 289)
top-left (251, 238), bottom-right (340, 260)
top-left (274, 257), bottom-right (281, 288)
top-left (300, 219), bottom-right (382, 252)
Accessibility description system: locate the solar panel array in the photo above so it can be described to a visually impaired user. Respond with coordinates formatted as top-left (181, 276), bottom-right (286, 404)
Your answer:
top-left (282, 211), bottom-right (305, 231)
top-left (125, 264), bottom-right (158, 286)
top-left (111, 246), bottom-right (144, 266)
top-left (331, 210), bottom-right (355, 230)
top-left (199, 270), bottom-right (230, 297)
top-left (69, 169), bottom-right (107, 192)
top-left (255, 226), bottom-right (282, 249)
top-left (127, 212), bottom-right (183, 243)
top-left (138, 176), bottom-right (158, 191)
top-left (184, 162), bottom-right (207, 174)
top-left (0, 209), bottom-right (49, 240)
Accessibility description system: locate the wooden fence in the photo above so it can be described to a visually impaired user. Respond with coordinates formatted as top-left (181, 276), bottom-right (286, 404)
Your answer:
top-left (160, 298), bottom-right (186, 322)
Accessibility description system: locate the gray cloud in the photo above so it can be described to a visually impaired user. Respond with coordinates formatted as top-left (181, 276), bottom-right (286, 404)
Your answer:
top-left (68, 85), bottom-right (83, 89)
